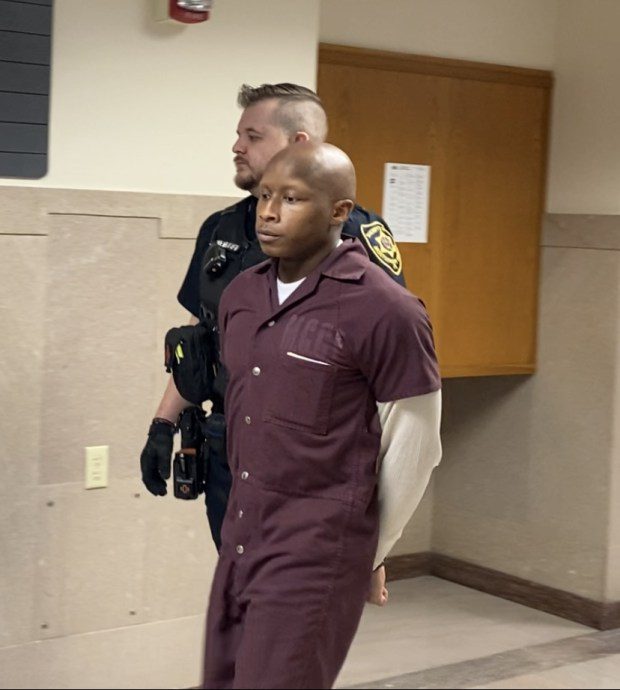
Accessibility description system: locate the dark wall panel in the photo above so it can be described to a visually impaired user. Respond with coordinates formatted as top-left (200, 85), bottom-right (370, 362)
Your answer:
top-left (0, 0), bottom-right (52, 179)
top-left (0, 1), bottom-right (52, 34)
top-left (0, 122), bottom-right (47, 152)
top-left (0, 61), bottom-right (49, 93)
top-left (0, 92), bottom-right (48, 123)
top-left (0, 151), bottom-right (46, 177)
top-left (0, 31), bottom-right (50, 63)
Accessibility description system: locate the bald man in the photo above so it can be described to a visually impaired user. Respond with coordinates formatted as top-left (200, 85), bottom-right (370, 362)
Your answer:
top-left (202, 143), bottom-right (442, 689)
top-left (140, 84), bottom-right (406, 556)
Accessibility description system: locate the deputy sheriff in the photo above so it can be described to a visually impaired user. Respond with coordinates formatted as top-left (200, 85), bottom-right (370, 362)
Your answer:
top-left (140, 83), bottom-right (404, 552)
top-left (203, 142), bottom-right (442, 688)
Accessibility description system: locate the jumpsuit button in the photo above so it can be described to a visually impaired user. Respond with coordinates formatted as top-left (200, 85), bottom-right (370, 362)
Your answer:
top-left (236, 545), bottom-right (245, 555)
top-left (244, 415), bottom-right (252, 425)
top-left (252, 366), bottom-right (261, 376)
top-left (267, 320), bottom-right (275, 327)
top-left (241, 471), bottom-right (249, 480)
top-left (238, 509), bottom-right (244, 519)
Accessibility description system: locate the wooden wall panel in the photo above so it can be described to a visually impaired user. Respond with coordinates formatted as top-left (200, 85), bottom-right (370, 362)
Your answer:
top-left (319, 63), bottom-right (449, 321)
top-left (439, 80), bottom-right (547, 372)
top-left (318, 44), bottom-right (552, 377)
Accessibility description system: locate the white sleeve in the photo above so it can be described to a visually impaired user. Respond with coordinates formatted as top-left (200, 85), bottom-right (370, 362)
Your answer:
top-left (373, 390), bottom-right (442, 569)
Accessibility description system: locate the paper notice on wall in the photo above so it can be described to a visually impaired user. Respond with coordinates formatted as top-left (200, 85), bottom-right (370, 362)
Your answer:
top-left (382, 163), bottom-right (431, 243)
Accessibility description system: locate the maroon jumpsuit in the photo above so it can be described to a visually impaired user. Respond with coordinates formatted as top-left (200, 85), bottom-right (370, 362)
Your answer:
top-left (203, 239), bottom-right (440, 689)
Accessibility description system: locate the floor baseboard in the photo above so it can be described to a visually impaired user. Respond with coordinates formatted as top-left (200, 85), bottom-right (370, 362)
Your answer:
top-left (385, 552), bottom-right (620, 630)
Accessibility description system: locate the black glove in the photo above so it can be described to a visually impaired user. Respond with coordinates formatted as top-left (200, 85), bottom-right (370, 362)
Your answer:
top-left (140, 418), bottom-right (176, 496)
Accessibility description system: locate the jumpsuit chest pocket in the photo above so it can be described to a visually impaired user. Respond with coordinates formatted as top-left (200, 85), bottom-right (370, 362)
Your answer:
top-left (263, 354), bottom-right (336, 435)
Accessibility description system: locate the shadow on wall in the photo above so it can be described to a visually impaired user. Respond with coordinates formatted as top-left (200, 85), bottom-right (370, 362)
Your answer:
top-left (141, 0), bottom-right (187, 37)
top-left (437, 374), bottom-right (536, 525)
top-left (441, 374), bottom-right (534, 438)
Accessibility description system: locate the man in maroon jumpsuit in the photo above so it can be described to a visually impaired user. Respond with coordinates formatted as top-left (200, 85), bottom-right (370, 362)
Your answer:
top-left (203, 142), bottom-right (441, 689)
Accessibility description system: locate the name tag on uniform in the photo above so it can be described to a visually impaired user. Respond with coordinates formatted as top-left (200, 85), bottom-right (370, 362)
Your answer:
top-left (216, 240), bottom-right (241, 252)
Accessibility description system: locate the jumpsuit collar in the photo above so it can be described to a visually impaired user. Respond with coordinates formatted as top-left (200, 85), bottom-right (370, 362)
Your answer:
top-left (251, 238), bottom-right (369, 321)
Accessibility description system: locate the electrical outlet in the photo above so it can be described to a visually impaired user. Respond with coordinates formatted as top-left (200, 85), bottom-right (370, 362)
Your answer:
top-left (85, 446), bottom-right (109, 489)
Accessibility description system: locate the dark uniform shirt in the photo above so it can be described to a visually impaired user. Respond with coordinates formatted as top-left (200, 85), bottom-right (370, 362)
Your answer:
top-left (202, 239), bottom-right (439, 689)
top-left (178, 196), bottom-right (404, 319)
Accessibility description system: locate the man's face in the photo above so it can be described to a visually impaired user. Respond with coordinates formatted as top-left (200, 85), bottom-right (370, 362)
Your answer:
top-left (232, 100), bottom-right (291, 193)
top-left (256, 159), bottom-right (335, 261)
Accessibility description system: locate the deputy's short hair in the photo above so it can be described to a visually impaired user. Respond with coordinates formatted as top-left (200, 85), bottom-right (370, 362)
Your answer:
top-left (237, 83), bottom-right (328, 142)
top-left (237, 83), bottom-right (322, 108)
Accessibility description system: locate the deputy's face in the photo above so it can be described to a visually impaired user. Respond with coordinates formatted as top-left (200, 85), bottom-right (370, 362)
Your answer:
top-left (232, 100), bottom-right (291, 193)
top-left (256, 159), bottom-right (334, 261)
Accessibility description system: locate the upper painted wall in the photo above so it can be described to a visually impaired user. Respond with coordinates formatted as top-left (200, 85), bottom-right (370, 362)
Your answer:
top-left (319, 0), bottom-right (558, 69)
top-left (546, 0), bottom-right (620, 214)
top-left (4, 0), bottom-right (619, 214)
top-left (0, 0), bottom-right (320, 195)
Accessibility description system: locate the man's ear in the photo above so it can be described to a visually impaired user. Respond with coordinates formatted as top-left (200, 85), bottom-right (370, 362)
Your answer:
top-left (331, 199), bottom-right (355, 226)
top-left (292, 131), bottom-right (310, 143)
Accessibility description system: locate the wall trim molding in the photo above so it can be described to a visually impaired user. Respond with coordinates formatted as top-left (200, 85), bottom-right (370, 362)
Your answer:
top-left (543, 213), bottom-right (620, 251)
top-left (385, 552), bottom-right (620, 631)
top-left (319, 43), bottom-right (553, 88)
top-left (0, 184), bottom-right (241, 238)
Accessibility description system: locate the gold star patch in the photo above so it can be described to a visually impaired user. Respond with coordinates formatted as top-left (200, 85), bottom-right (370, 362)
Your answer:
top-left (360, 222), bottom-right (403, 276)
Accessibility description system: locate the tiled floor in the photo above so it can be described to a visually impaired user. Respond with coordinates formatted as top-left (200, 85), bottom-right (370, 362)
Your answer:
top-left (335, 577), bottom-right (620, 689)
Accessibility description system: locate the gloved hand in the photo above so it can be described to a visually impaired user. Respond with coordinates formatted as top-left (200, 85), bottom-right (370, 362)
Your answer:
top-left (140, 418), bottom-right (176, 496)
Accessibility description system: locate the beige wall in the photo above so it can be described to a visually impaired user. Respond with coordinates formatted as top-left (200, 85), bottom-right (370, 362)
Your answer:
top-left (0, 0), bottom-right (320, 194)
top-left (434, 216), bottom-right (620, 599)
top-left (0, 187), bottom-right (249, 688)
top-left (609, 277), bottom-right (620, 600)
top-left (547, 0), bottom-right (620, 213)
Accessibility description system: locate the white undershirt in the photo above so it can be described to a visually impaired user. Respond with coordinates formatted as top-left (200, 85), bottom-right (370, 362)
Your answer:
top-left (277, 277), bottom-right (306, 305)
top-left (276, 240), bottom-right (343, 305)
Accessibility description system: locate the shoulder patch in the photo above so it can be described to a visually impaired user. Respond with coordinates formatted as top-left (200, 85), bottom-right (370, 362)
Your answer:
top-left (220, 196), bottom-right (252, 216)
top-left (360, 222), bottom-right (403, 276)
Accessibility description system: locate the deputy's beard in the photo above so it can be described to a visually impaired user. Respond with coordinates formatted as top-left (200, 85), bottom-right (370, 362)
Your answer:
top-left (234, 169), bottom-right (259, 192)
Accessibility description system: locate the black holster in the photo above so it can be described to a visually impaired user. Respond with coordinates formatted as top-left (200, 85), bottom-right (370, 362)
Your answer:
top-left (173, 406), bottom-right (206, 500)
top-left (164, 322), bottom-right (216, 405)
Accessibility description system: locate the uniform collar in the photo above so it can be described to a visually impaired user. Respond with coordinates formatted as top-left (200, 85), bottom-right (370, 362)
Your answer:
top-left (244, 196), bottom-right (257, 239)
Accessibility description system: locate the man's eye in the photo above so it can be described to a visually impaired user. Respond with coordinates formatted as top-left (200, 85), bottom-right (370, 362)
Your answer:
top-left (260, 192), bottom-right (270, 200)
top-left (248, 135), bottom-right (260, 142)
top-left (284, 196), bottom-right (297, 203)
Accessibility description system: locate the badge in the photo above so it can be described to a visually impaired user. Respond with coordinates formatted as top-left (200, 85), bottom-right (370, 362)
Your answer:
top-left (360, 222), bottom-right (403, 276)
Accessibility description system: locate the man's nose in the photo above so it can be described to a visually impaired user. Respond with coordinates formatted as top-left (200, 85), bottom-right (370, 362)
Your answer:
top-left (258, 199), bottom-right (278, 222)
top-left (232, 136), bottom-right (245, 154)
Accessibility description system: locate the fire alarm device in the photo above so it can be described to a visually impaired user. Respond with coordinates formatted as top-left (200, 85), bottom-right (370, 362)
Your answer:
top-left (155, 0), bottom-right (213, 24)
